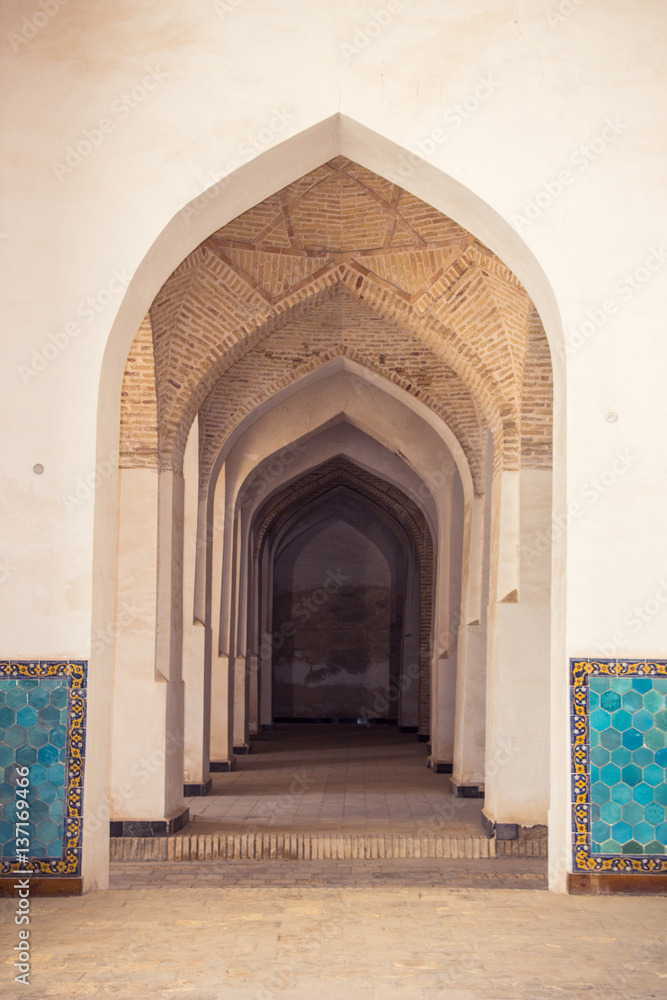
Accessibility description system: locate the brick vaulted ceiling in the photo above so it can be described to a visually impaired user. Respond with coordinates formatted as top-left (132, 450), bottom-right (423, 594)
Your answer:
top-left (119, 158), bottom-right (553, 487)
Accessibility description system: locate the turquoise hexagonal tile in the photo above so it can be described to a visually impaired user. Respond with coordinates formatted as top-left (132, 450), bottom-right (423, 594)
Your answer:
top-left (30, 841), bottom-right (46, 858)
top-left (37, 705), bottom-right (60, 727)
top-left (15, 745), bottom-right (36, 767)
top-left (599, 839), bottom-right (621, 853)
top-left (49, 725), bottom-right (66, 749)
top-left (644, 690), bottom-right (663, 714)
top-left (600, 728), bottom-right (622, 751)
top-left (600, 763), bottom-right (621, 786)
top-left (590, 709), bottom-right (611, 731)
top-left (0, 746), bottom-right (12, 769)
top-left (591, 804), bottom-right (600, 822)
top-left (591, 782), bottom-right (610, 804)
top-left (590, 729), bottom-right (599, 747)
top-left (633, 821), bottom-right (656, 846)
top-left (614, 677), bottom-right (633, 693)
top-left (621, 801), bottom-right (643, 826)
top-left (29, 799), bottom-right (49, 824)
top-left (0, 783), bottom-right (15, 805)
top-left (632, 678), bottom-right (652, 693)
top-left (47, 763), bottom-right (65, 787)
top-left (0, 818), bottom-right (12, 841)
top-left (4, 801), bottom-right (20, 823)
top-left (589, 691), bottom-right (600, 711)
top-left (656, 747), bottom-right (667, 767)
top-left (600, 801), bottom-right (621, 824)
top-left (611, 710), bottom-right (632, 731)
top-left (622, 764), bottom-right (642, 786)
top-left (36, 819), bottom-right (58, 844)
top-left (611, 821), bottom-right (632, 843)
top-left (37, 781), bottom-right (59, 804)
top-left (37, 745), bottom-right (59, 767)
top-left (27, 687), bottom-right (49, 710)
top-left (2, 840), bottom-right (17, 858)
top-left (622, 690), bottom-right (643, 713)
top-left (0, 691), bottom-right (4, 707)
top-left (49, 686), bottom-right (67, 709)
top-left (656, 821), bottom-right (667, 843)
top-left (5, 724), bottom-right (26, 748)
top-left (633, 708), bottom-right (654, 732)
top-left (17, 678), bottom-right (34, 690)
top-left (26, 725), bottom-right (49, 749)
top-left (5, 687), bottom-right (28, 710)
top-left (644, 802), bottom-right (665, 825)
top-left (591, 842), bottom-right (601, 852)
top-left (590, 746), bottom-right (610, 767)
top-left (653, 709), bottom-right (667, 731)
top-left (28, 763), bottom-right (48, 786)
top-left (622, 728), bottom-right (643, 751)
top-left (590, 677), bottom-right (611, 693)
top-left (600, 691), bottom-right (621, 712)
top-left (0, 706), bottom-right (15, 728)
top-left (632, 747), bottom-right (654, 768)
top-left (45, 840), bottom-right (61, 858)
top-left (15, 705), bottom-right (38, 729)
top-left (591, 765), bottom-right (599, 784)
top-left (645, 728), bottom-right (666, 751)
top-left (646, 840), bottom-right (666, 854)
top-left (48, 799), bottom-right (64, 824)
top-left (592, 820), bottom-right (610, 842)
top-left (643, 763), bottom-right (664, 786)
top-left (611, 782), bottom-right (632, 804)
top-left (621, 839), bottom-right (643, 854)
top-left (633, 782), bottom-right (654, 805)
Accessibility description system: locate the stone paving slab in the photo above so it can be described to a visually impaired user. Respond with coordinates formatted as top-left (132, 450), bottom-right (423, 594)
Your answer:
top-left (1, 876), bottom-right (665, 999)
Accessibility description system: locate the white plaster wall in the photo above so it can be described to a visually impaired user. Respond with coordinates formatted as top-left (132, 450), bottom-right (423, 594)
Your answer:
top-left (2, 1), bottom-right (665, 890)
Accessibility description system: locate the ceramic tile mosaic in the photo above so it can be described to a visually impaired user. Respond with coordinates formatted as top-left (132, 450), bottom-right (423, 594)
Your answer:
top-left (571, 658), bottom-right (667, 873)
top-left (0, 660), bottom-right (86, 876)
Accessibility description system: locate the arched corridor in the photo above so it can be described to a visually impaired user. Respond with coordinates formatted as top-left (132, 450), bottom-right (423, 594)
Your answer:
top-left (108, 158), bottom-right (554, 855)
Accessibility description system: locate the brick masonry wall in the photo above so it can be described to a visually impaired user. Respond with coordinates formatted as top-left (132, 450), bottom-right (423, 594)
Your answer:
top-left (119, 158), bottom-right (553, 479)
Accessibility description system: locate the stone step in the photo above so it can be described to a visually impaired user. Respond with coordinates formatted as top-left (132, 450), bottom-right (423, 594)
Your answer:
top-left (110, 832), bottom-right (506, 862)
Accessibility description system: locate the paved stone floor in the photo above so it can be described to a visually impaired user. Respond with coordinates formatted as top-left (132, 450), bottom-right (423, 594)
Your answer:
top-left (185, 724), bottom-right (483, 836)
top-left (1, 863), bottom-right (666, 999)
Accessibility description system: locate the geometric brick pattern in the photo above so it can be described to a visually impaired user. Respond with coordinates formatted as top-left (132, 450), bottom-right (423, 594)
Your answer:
top-left (120, 158), bottom-right (552, 482)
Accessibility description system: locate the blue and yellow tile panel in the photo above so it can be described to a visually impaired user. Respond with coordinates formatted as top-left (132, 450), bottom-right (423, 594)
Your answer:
top-left (0, 660), bottom-right (86, 876)
top-left (571, 658), bottom-right (667, 873)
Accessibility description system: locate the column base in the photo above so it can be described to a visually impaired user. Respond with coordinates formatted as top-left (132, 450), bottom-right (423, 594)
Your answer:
top-left (417, 733), bottom-right (430, 743)
top-left (481, 812), bottom-right (517, 839)
top-left (450, 779), bottom-right (484, 798)
top-left (569, 873), bottom-right (667, 895)
top-left (233, 743), bottom-right (252, 754)
top-left (428, 759), bottom-right (453, 774)
top-left (260, 724), bottom-right (275, 732)
top-left (183, 778), bottom-right (213, 797)
top-left (0, 877), bottom-right (83, 897)
top-left (110, 805), bottom-right (190, 838)
top-left (399, 725), bottom-right (418, 733)
top-left (210, 758), bottom-right (237, 772)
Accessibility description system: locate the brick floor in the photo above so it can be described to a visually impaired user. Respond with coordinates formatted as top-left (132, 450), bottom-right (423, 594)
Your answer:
top-left (185, 724), bottom-right (484, 836)
top-left (1, 875), bottom-right (665, 999)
